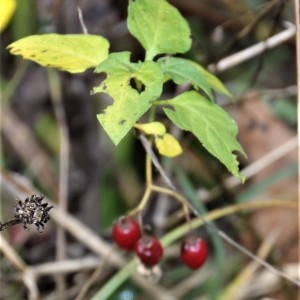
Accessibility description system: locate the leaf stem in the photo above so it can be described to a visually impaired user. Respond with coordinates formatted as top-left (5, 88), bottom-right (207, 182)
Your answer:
top-left (148, 106), bottom-right (157, 122)
top-left (151, 185), bottom-right (192, 231)
top-left (146, 149), bottom-right (153, 185)
top-left (145, 50), bottom-right (155, 62)
top-left (152, 99), bottom-right (173, 106)
top-left (129, 182), bottom-right (193, 233)
top-left (0, 219), bottom-right (23, 231)
top-left (129, 186), bottom-right (152, 217)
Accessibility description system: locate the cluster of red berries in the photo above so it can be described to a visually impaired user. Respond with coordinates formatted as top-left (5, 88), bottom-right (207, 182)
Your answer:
top-left (112, 216), bottom-right (208, 270)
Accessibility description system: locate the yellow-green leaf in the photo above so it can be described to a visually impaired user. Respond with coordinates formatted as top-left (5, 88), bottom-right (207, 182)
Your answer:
top-left (155, 133), bottom-right (182, 157)
top-left (135, 122), bottom-right (166, 136)
top-left (7, 34), bottom-right (109, 73)
top-left (0, 0), bottom-right (16, 32)
top-left (93, 52), bottom-right (163, 145)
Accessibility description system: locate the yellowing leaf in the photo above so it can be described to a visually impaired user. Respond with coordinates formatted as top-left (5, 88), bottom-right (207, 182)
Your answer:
top-left (155, 133), bottom-right (182, 157)
top-left (0, 0), bottom-right (16, 32)
top-left (93, 52), bottom-right (163, 145)
top-left (7, 34), bottom-right (109, 73)
top-left (135, 122), bottom-right (166, 135)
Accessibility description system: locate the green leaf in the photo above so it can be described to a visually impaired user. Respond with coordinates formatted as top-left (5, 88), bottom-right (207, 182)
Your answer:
top-left (162, 91), bottom-right (246, 181)
top-left (157, 56), bottom-right (213, 100)
top-left (128, 0), bottom-right (191, 60)
top-left (93, 52), bottom-right (163, 144)
top-left (7, 34), bottom-right (109, 73)
top-left (196, 64), bottom-right (232, 97)
top-left (155, 133), bottom-right (182, 157)
top-left (158, 56), bottom-right (232, 99)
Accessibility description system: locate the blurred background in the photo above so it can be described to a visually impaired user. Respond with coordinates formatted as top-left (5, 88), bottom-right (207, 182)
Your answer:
top-left (0, 0), bottom-right (298, 299)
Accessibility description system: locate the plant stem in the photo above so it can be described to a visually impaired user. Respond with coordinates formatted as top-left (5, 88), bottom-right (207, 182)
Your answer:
top-left (0, 219), bottom-right (22, 231)
top-left (145, 50), bottom-right (155, 62)
top-left (151, 185), bottom-right (192, 231)
top-left (129, 186), bottom-right (152, 217)
top-left (146, 146), bottom-right (153, 186)
top-left (152, 99), bottom-right (173, 106)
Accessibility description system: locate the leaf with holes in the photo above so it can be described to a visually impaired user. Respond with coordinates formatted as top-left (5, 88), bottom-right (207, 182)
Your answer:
top-left (128, 0), bottom-right (191, 60)
top-left (162, 91), bottom-right (246, 181)
top-left (93, 52), bottom-right (163, 144)
top-left (7, 34), bottom-right (109, 73)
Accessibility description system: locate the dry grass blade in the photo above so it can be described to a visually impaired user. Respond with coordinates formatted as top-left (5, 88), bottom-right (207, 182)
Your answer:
top-left (0, 105), bottom-right (58, 194)
top-left (0, 234), bottom-right (26, 272)
top-left (219, 228), bottom-right (282, 300)
top-left (0, 171), bottom-right (177, 300)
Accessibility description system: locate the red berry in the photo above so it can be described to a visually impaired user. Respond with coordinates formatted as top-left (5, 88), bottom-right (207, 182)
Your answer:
top-left (135, 235), bottom-right (163, 267)
top-left (181, 236), bottom-right (208, 270)
top-left (112, 216), bottom-right (141, 250)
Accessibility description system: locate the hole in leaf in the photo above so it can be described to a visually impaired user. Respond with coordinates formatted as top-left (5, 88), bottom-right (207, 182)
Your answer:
top-left (119, 119), bottom-right (126, 125)
top-left (129, 77), bottom-right (145, 94)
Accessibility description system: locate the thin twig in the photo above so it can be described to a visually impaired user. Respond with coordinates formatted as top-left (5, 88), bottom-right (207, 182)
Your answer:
top-left (0, 105), bottom-right (58, 194)
top-left (28, 256), bottom-right (100, 276)
top-left (237, 263), bottom-right (300, 298)
top-left (208, 21), bottom-right (296, 73)
top-left (75, 266), bottom-right (104, 300)
top-left (294, 0), bottom-right (300, 189)
top-left (0, 171), bottom-right (177, 300)
top-left (0, 219), bottom-right (22, 231)
top-left (48, 69), bottom-right (70, 299)
top-left (225, 135), bottom-right (298, 189)
top-left (221, 0), bottom-right (283, 56)
top-left (139, 137), bottom-right (300, 287)
top-left (171, 228), bottom-right (280, 299)
top-left (185, 136), bottom-right (298, 204)
top-left (1, 61), bottom-right (29, 105)
top-left (256, 85), bottom-right (297, 98)
top-left (77, 6), bottom-right (88, 34)
top-left (0, 234), bottom-right (40, 299)
top-left (139, 134), bottom-right (176, 190)
top-left (22, 269), bottom-right (39, 300)
top-left (75, 253), bottom-right (112, 300)
top-left (220, 228), bottom-right (284, 300)
top-left (0, 234), bottom-right (27, 272)
top-left (217, 230), bottom-right (300, 287)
